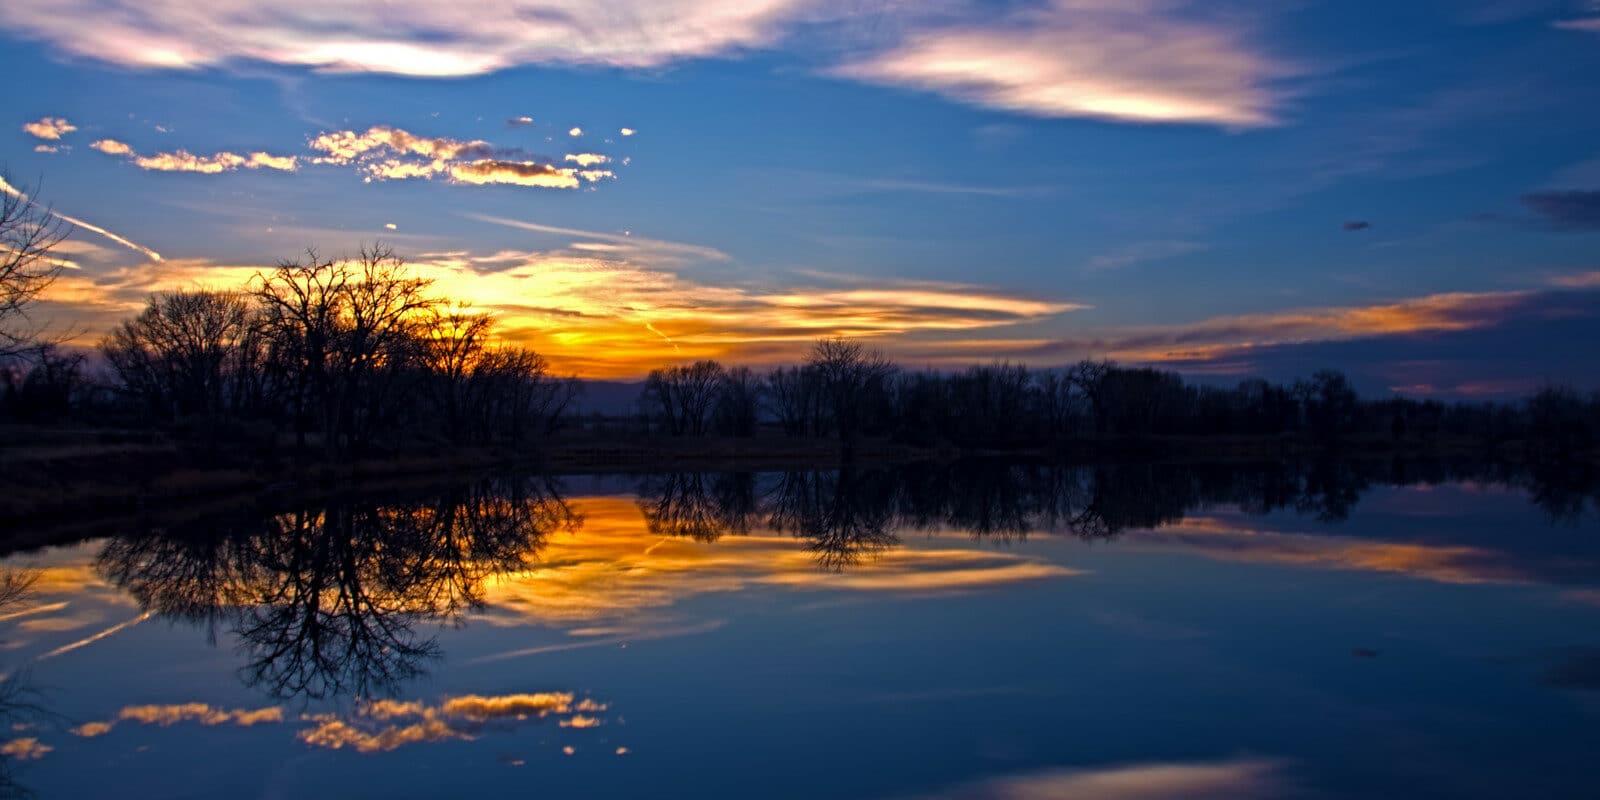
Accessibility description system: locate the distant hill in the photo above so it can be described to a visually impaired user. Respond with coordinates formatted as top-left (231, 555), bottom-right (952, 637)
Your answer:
top-left (571, 380), bottom-right (645, 417)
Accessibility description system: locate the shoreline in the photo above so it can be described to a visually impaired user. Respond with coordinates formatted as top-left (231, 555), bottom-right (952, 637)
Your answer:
top-left (3, 424), bottom-right (1591, 526)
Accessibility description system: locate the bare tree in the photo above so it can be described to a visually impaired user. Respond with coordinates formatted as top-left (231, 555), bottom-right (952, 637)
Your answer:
top-left (252, 244), bottom-right (433, 454)
top-left (806, 338), bottom-right (895, 445)
top-left (765, 364), bottom-right (825, 437)
top-left (0, 173), bottom-right (71, 360)
top-left (100, 289), bottom-right (259, 418)
top-left (642, 359), bottom-right (725, 435)
top-left (713, 365), bottom-right (761, 437)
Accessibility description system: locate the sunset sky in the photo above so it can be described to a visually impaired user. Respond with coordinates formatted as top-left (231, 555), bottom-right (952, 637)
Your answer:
top-left (5, 0), bottom-right (1599, 391)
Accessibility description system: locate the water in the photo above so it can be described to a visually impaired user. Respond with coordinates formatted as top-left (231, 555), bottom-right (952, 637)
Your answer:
top-left (2, 461), bottom-right (1598, 799)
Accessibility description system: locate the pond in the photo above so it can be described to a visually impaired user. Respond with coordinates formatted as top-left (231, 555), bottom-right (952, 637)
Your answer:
top-left (2, 460), bottom-right (1598, 798)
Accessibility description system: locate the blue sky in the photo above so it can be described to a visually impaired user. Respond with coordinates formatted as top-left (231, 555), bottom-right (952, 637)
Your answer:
top-left (4, 0), bottom-right (1599, 391)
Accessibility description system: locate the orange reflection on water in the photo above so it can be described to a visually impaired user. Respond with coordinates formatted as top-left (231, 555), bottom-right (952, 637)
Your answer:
top-left (1127, 516), bottom-right (1531, 585)
top-left (476, 497), bottom-right (1078, 631)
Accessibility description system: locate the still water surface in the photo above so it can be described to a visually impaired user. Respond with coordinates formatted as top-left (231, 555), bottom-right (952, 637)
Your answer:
top-left (2, 461), bottom-right (1598, 798)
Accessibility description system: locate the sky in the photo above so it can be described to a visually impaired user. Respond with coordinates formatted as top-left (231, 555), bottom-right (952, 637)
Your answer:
top-left (3, 0), bottom-right (1599, 393)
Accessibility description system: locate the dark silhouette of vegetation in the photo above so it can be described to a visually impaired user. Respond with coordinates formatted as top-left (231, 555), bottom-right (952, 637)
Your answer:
top-left (0, 172), bottom-right (71, 361)
top-left (10, 245), bottom-right (582, 457)
top-left (621, 343), bottom-right (1599, 462)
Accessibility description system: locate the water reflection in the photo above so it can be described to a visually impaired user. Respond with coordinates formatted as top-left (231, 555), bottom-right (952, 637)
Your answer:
top-left (96, 477), bottom-right (578, 699)
top-left (635, 458), bottom-right (1599, 549)
top-left (1, 460), bottom-right (1599, 798)
top-left (0, 570), bottom-right (53, 800)
top-left (5, 458), bottom-right (1593, 712)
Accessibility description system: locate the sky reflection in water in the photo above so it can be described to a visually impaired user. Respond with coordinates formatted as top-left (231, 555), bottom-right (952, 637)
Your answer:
top-left (2, 461), bottom-right (1599, 799)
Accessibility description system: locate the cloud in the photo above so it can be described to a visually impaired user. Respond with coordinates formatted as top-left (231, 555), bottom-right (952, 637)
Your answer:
top-left (115, 704), bottom-right (284, 727)
top-left (90, 139), bottom-right (133, 155)
top-left (311, 125), bottom-right (605, 189)
top-left (0, 738), bottom-right (51, 761)
top-left (87, 124), bottom-right (620, 190)
top-left (130, 150), bottom-right (300, 173)
top-left (620, 128), bottom-right (636, 136)
top-left (63, 693), bottom-right (602, 755)
top-left (69, 721), bottom-right (113, 737)
top-left (1342, 220), bottom-right (1371, 231)
top-left (33, 145), bottom-right (59, 154)
top-left (448, 160), bottom-right (591, 188)
top-left (309, 126), bottom-right (495, 164)
top-left (508, 116), bottom-right (535, 126)
top-left (564, 153), bottom-right (610, 167)
top-left (37, 228), bottom-right (1083, 376)
top-left (0, 3), bottom-right (1284, 128)
top-left (832, 0), bottom-right (1282, 127)
top-left (299, 692), bottom-right (603, 753)
top-left (909, 758), bottom-right (1293, 800)
top-left (1125, 510), bottom-right (1600, 587)
top-left (0, 0), bottom-right (818, 75)
top-left (1085, 240), bottom-right (1206, 271)
top-left (90, 137), bottom-right (298, 173)
top-left (1554, 17), bottom-right (1600, 31)
top-left (1521, 189), bottom-right (1600, 230)
top-left (568, 127), bottom-right (583, 137)
top-left (464, 213), bottom-right (731, 262)
top-left (473, 497), bottom-right (1079, 630)
top-left (1550, 270), bottom-right (1600, 288)
top-left (21, 116), bottom-right (75, 140)
top-left (1083, 289), bottom-right (1538, 363)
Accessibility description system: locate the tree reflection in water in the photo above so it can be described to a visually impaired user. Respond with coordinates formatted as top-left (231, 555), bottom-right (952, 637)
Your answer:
top-left (635, 458), bottom-right (1600, 559)
top-left (97, 476), bottom-right (579, 700)
top-left (84, 458), bottom-right (1598, 704)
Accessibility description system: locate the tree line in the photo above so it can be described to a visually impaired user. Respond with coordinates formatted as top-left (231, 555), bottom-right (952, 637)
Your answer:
top-left (3, 244), bottom-right (579, 456)
top-left (635, 342), bottom-right (1600, 455)
top-left (0, 179), bottom-right (1595, 459)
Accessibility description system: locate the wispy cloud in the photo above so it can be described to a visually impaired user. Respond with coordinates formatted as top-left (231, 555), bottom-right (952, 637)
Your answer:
top-left (21, 116), bottom-right (75, 140)
top-left (1521, 189), bottom-right (1600, 230)
top-left (910, 758), bottom-right (1294, 800)
top-left (832, 0), bottom-right (1283, 127)
top-left (39, 235), bottom-right (1082, 377)
top-left (0, 2), bottom-right (1285, 129)
top-left (1085, 240), bottom-right (1206, 271)
top-left (0, 0), bottom-right (820, 75)
top-left (1554, 17), bottom-right (1600, 32)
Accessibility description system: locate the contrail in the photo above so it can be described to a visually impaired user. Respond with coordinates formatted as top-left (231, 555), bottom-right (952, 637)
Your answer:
top-left (644, 321), bottom-right (681, 353)
top-left (465, 620), bottom-right (724, 664)
top-left (0, 176), bottom-right (162, 262)
top-left (0, 601), bottom-right (69, 622)
top-left (34, 612), bottom-right (151, 661)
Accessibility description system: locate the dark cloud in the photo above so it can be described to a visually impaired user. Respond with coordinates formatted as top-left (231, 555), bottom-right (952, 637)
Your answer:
top-left (1342, 220), bottom-right (1371, 231)
top-left (1541, 648), bottom-right (1600, 691)
top-left (1521, 190), bottom-right (1600, 230)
